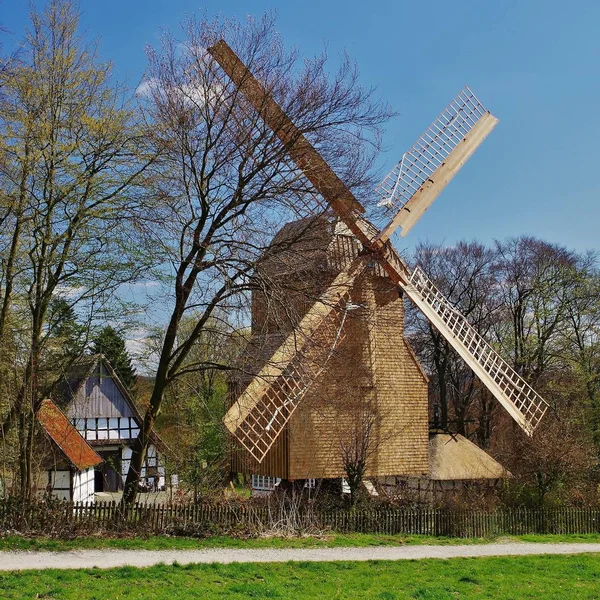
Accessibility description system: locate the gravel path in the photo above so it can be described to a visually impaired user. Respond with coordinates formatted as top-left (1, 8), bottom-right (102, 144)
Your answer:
top-left (2, 542), bottom-right (600, 571)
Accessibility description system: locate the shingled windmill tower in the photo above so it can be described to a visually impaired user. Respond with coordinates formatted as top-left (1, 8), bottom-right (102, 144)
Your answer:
top-left (230, 215), bottom-right (431, 481)
top-left (211, 40), bottom-right (550, 486)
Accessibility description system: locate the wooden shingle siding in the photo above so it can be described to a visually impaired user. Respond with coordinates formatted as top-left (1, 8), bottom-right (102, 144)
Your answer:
top-left (369, 277), bottom-right (429, 476)
top-left (286, 272), bottom-right (429, 479)
top-left (230, 216), bottom-right (430, 480)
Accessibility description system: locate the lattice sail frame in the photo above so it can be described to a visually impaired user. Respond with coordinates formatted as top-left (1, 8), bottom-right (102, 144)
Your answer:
top-left (224, 265), bottom-right (362, 463)
top-left (406, 267), bottom-right (549, 433)
top-left (377, 87), bottom-right (485, 211)
top-left (376, 87), bottom-right (498, 241)
top-left (232, 294), bottom-right (352, 463)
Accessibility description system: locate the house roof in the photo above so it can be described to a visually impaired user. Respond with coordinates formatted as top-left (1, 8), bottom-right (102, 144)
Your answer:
top-left (55, 354), bottom-right (101, 411)
top-left (429, 432), bottom-right (510, 481)
top-left (56, 354), bottom-right (171, 457)
top-left (38, 399), bottom-right (102, 471)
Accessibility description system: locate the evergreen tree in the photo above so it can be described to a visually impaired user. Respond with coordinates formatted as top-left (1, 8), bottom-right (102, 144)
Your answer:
top-left (44, 298), bottom-right (87, 391)
top-left (91, 326), bottom-right (137, 393)
top-left (47, 298), bottom-right (86, 361)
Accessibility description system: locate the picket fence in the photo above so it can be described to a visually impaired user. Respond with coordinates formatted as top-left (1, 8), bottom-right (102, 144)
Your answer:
top-left (1, 500), bottom-right (600, 537)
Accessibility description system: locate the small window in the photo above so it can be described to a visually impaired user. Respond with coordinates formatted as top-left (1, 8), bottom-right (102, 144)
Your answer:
top-left (251, 474), bottom-right (281, 491)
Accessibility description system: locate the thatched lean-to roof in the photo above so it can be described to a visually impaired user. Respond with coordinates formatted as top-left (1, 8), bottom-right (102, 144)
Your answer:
top-left (429, 433), bottom-right (510, 481)
top-left (38, 399), bottom-right (102, 471)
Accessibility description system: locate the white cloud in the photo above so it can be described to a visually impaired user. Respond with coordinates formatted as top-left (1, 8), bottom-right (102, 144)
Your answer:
top-left (54, 284), bottom-right (87, 300)
top-left (136, 75), bottom-right (224, 110)
top-left (125, 328), bottom-right (160, 375)
top-left (135, 78), bottom-right (161, 98)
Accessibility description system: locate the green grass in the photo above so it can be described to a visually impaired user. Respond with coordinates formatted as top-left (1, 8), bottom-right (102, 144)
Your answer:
top-left (1, 554), bottom-right (600, 599)
top-left (2, 532), bottom-right (600, 552)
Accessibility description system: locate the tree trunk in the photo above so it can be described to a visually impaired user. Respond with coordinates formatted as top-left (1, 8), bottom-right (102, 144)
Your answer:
top-left (122, 371), bottom-right (169, 505)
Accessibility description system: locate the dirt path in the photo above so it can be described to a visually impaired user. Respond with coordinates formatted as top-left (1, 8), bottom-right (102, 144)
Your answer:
top-left (2, 542), bottom-right (600, 571)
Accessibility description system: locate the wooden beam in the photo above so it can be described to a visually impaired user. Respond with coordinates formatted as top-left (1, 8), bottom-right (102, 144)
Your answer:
top-left (377, 112), bottom-right (499, 242)
top-left (207, 40), bottom-right (377, 250)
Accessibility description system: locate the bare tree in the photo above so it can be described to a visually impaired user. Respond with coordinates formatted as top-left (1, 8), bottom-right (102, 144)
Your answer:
top-left (499, 410), bottom-right (594, 507)
top-left (492, 236), bottom-right (582, 389)
top-left (555, 254), bottom-right (600, 450)
top-left (339, 398), bottom-right (381, 507)
top-left (407, 241), bottom-right (499, 441)
top-left (122, 13), bottom-right (391, 504)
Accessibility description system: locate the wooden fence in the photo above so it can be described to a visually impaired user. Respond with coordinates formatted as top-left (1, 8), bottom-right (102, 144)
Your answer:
top-left (1, 500), bottom-right (600, 537)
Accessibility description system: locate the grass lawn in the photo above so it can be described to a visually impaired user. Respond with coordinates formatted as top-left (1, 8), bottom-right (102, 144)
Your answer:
top-left (1, 532), bottom-right (600, 552)
top-left (1, 554), bottom-right (599, 599)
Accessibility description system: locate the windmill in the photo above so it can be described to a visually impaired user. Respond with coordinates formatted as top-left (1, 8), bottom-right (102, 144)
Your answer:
top-left (207, 40), bottom-right (549, 466)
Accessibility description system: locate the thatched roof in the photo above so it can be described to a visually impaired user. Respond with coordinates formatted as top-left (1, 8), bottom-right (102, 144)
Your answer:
top-left (38, 399), bottom-right (102, 471)
top-left (429, 433), bottom-right (510, 481)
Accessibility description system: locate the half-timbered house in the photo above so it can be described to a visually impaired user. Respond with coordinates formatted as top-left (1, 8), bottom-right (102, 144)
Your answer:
top-left (56, 355), bottom-right (168, 493)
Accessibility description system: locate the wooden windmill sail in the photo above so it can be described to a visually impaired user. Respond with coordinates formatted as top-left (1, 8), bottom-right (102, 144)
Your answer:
top-left (208, 40), bottom-right (549, 463)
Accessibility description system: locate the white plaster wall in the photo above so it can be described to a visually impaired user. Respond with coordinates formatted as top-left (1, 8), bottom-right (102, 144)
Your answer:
top-left (72, 468), bottom-right (95, 503)
top-left (45, 470), bottom-right (71, 502)
top-left (121, 446), bottom-right (131, 482)
top-left (120, 444), bottom-right (170, 490)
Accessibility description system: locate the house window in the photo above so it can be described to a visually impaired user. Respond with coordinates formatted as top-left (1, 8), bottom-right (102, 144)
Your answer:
top-left (119, 417), bottom-right (131, 439)
top-left (251, 474), bottom-right (281, 491)
top-left (72, 417), bottom-right (138, 441)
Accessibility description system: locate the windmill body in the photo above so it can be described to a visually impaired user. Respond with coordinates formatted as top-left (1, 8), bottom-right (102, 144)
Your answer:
top-left (230, 216), bottom-right (429, 480)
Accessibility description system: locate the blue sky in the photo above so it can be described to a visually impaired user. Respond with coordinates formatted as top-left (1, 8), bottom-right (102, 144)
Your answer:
top-left (3, 0), bottom-right (599, 256)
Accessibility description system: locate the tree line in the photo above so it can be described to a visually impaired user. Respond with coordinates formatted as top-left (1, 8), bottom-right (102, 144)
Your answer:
top-left (407, 238), bottom-right (599, 506)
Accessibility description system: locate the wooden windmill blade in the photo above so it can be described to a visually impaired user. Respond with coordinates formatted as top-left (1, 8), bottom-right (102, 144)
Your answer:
top-left (208, 40), bottom-right (549, 437)
top-left (206, 40), bottom-right (377, 252)
top-left (226, 263), bottom-right (361, 463)
top-left (402, 266), bottom-right (549, 434)
top-left (376, 87), bottom-right (498, 242)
